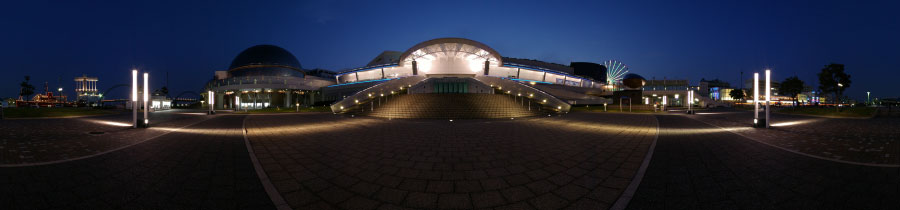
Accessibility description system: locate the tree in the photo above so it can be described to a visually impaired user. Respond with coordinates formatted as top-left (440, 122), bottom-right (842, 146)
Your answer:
top-left (19, 76), bottom-right (35, 99)
top-left (780, 76), bottom-right (805, 107)
top-left (817, 63), bottom-right (851, 106)
top-left (729, 89), bottom-right (745, 102)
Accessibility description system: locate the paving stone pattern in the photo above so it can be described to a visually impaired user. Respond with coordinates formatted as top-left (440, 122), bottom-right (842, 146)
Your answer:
top-left (0, 115), bottom-right (273, 210)
top-left (627, 115), bottom-right (900, 210)
top-left (245, 112), bottom-right (658, 210)
top-left (0, 110), bottom-right (215, 165)
top-left (689, 111), bottom-right (900, 165)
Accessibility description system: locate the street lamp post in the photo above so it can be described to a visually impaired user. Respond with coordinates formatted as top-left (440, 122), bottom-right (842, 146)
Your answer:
top-left (867, 91), bottom-right (871, 106)
top-left (686, 90), bottom-right (694, 114)
top-left (765, 69), bottom-right (771, 128)
top-left (662, 95), bottom-right (667, 111)
top-left (208, 90), bottom-right (215, 115)
top-left (132, 69), bottom-right (138, 128)
top-left (143, 73), bottom-right (149, 127)
top-left (753, 72), bottom-right (759, 127)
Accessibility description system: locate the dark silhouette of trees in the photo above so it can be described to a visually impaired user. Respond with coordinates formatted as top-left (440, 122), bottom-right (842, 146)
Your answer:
top-left (729, 89), bottom-right (745, 102)
top-left (19, 76), bottom-right (35, 99)
top-left (780, 76), bottom-right (805, 107)
top-left (817, 63), bottom-right (851, 106)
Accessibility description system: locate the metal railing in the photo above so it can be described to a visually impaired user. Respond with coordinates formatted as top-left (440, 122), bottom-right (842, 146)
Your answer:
top-left (330, 76), bottom-right (427, 113)
top-left (473, 76), bottom-right (571, 112)
top-left (205, 76), bottom-right (333, 89)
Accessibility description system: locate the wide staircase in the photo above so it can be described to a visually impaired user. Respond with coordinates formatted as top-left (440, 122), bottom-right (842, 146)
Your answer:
top-left (362, 93), bottom-right (544, 119)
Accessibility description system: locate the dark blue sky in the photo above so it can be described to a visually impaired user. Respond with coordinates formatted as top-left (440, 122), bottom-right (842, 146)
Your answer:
top-left (2, 0), bottom-right (898, 100)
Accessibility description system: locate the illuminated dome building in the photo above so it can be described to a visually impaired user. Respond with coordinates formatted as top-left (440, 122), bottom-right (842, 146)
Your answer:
top-left (325, 38), bottom-right (612, 115)
top-left (205, 45), bottom-right (335, 110)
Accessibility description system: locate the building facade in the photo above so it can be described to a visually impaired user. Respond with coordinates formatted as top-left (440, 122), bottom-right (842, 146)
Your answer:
top-left (204, 45), bottom-right (336, 110)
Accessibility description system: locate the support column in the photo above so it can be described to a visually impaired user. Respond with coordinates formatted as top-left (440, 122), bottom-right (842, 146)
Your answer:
top-left (285, 91), bottom-right (292, 107)
top-left (412, 60), bottom-right (418, 75)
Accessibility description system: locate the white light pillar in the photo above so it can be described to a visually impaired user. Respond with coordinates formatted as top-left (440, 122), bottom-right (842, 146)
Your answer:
top-left (235, 96), bottom-right (240, 111)
top-left (143, 73), bottom-right (149, 127)
top-left (208, 90), bottom-right (214, 114)
top-left (753, 72), bottom-right (759, 126)
top-left (765, 69), bottom-right (771, 128)
top-left (132, 69), bottom-right (138, 128)
top-left (688, 90), bottom-right (692, 112)
top-left (867, 91), bottom-right (870, 105)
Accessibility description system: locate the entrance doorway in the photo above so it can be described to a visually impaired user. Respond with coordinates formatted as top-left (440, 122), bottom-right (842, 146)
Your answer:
top-left (433, 82), bottom-right (468, 93)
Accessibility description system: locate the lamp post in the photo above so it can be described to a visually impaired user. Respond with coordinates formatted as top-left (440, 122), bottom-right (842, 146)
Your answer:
top-left (132, 69), bottom-right (138, 128)
top-left (235, 96), bottom-right (240, 111)
top-left (765, 69), bottom-right (771, 128)
top-left (208, 90), bottom-right (215, 115)
top-left (753, 72), bottom-right (759, 127)
top-left (143, 73), bottom-right (149, 127)
top-left (662, 95), bottom-right (667, 111)
top-left (836, 83), bottom-right (843, 111)
top-left (687, 90), bottom-right (694, 114)
top-left (867, 91), bottom-right (871, 105)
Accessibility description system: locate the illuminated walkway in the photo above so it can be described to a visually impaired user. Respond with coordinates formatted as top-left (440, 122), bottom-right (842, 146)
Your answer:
top-left (0, 110), bottom-right (215, 165)
top-left (688, 110), bottom-right (899, 165)
top-left (627, 115), bottom-right (900, 210)
top-left (245, 112), bottom-right (658, 210)
top-left (0, 115), bottom-right (273, 209)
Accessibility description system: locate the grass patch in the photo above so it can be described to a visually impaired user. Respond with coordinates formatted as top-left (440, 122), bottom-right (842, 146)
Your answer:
top-left (1, 107), bottom-right (122, 118)
top-left (775, 106), bottom-right (876, 118)
top-left (239, 106), bottom-right (331, 114)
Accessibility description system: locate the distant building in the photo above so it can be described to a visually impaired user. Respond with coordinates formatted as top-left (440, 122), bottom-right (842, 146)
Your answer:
top-left (698, 78), bottom-right (731, 101)
top-left (17, 83), bottom-right (69, 107)
top-left (642, 79), bottom-right (689, 91)
top-left (204, 44), bottom-right (336, 110)
top-left (74, 74), bottom-right (101, 105)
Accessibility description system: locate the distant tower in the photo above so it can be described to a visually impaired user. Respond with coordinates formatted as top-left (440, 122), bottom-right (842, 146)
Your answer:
top-left (74, 74), bottom-right (100, 104)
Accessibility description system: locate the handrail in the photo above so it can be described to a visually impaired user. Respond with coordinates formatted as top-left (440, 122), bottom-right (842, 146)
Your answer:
top-left (329, 76), bottom-right (427, 113)
top-left (473, 76), bottom-right (571, 112)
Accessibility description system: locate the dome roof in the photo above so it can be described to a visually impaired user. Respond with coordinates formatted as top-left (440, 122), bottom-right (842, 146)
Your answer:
top-left (228, 45), bottom-right (304, 77)
top-left (622, 73), bottom-right (646, 89)
top-left (229, 45), bottom-right (302, 69)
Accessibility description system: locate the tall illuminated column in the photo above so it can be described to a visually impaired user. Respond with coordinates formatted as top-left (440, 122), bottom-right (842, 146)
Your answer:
top-left (132, 70), bottom-right (138, 128)
top-left (143, 73), bottom-right (149, 127)
top-left (235, 96), bottom-right (240, 111)
top-left (208, 90), bottom-right (214, 114)
top-left (765, 69), bottom-right (771, 128)
top-left (754, 72), bottom-right (759, 126)
top-left (688, 90), bottom-right (692, 112)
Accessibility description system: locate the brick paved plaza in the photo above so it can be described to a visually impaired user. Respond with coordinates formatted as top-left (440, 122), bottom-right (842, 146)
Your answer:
top-left (686, 110), bottom-right (900, 165)
top-left (0, 110), bottom-right (898, 210)
top-left (0, 114), bottom-right (272, 209)
top-left (627, 115), bottom-right (899, 210)
top-left (245, 112), bottom-right (657, 210)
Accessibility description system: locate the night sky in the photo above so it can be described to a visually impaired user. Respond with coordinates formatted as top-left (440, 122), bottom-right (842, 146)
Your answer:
top-left (2, 0), bottom-right (898, 100)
